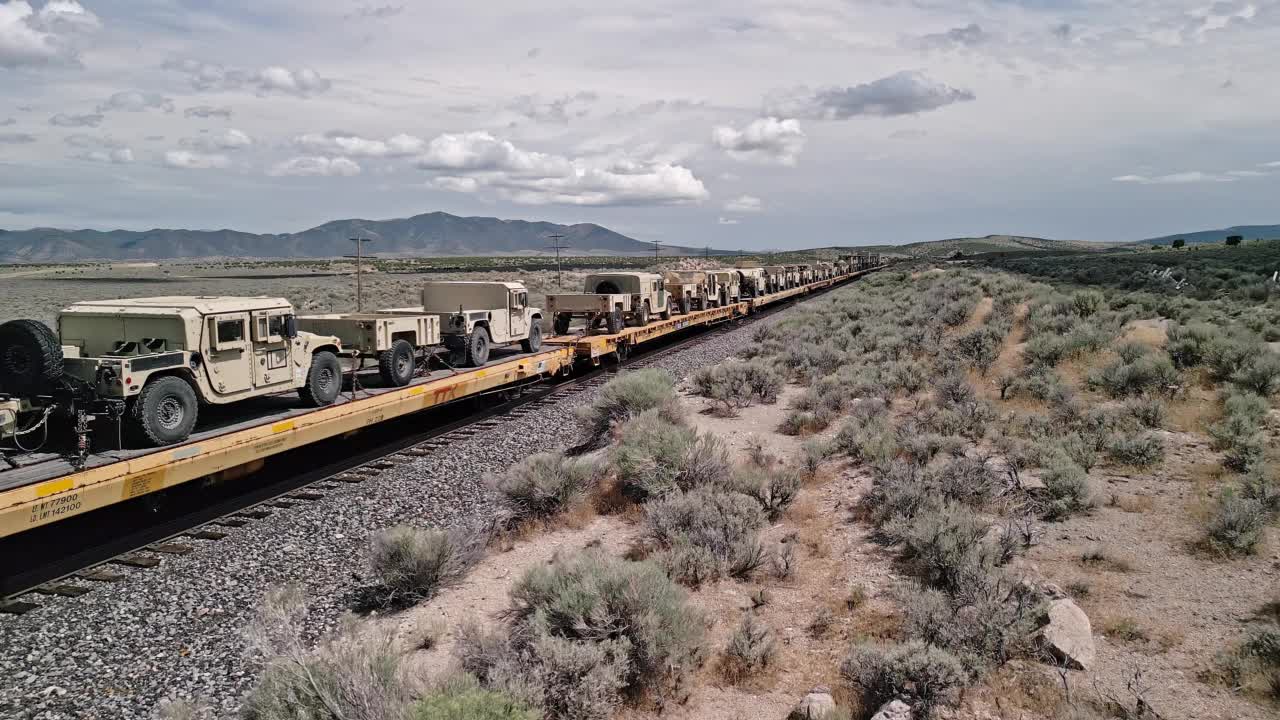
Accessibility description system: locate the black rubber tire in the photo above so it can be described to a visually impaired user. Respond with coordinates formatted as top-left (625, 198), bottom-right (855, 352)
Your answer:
top-left (378, 339), bottom-right (415, 387)
top-left (553, 313), bottom-right (572, 335)
top-left (659, 306), bottom-right (671, 320)
top-left (636, 303), bottom-right (650, 326)
top-left (679, 297), bottom-right (690, 315)
top-left (465, 326), bottom-right (491, 367)
top-left (0, 319), bottom-right (63, 395)
top-left (521, 323), bottom-right (543, 353)
top-left (606, 310), bottom-right (624, 335)
top-left (129, 376), bottom-right (198, 447)
top-left (299, 350), bottom-right (341, 406)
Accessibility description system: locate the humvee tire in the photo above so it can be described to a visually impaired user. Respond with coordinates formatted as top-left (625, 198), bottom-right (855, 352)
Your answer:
top-left (635, 303), bottom-right (649, 327)
top-left (378, 339), bottom-right (415, 387)
top-left (659, 306), bottom-right (671, 321)
top-left (465, 326), bottom-right (490, 367)
top-left (678, 297), bottom-right (689, 315)
top-left (553, 313), bottom-right (571, 335)
top-left (299, 350), bottom-right (342, 406)
top-left (521, 323), bottom-right (543, 353)
top-left (606, 310), bottom-right (624, 335)
top-left (131, 375), bottom-right (199, 446)
top-left (0, 319), bottom-right (63, 395)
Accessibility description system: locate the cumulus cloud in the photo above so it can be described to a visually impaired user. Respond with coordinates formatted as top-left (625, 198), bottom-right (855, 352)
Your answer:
top-left (49, 112), bottom-right (102, 127)
top-left (184, 105), bottom-right (233, 120)
top-left (712, 117), bottom-right (806, 166)
top-left (765, 71), bottom-right (975, 120)
top-left (0, 132), bottom-right (37, 144)
top-left (1112, 171), bottom-right (1236, 185)
top-left (505, 92), bottom-right (598, 123)
top-left (724, 195), bottom-right (763, 213)
top-left (0, 0), bottom-right (99, 69)
top-left (268, 156), bottom-right (361, 177)
top-left (72, 147), bottom-right (133, 164)
top-left (163, 59), bottom-right (332, 96)
top-left (179, 128), bottom-right (253, 152)
top-left (97, 91), bottom-right (174, 113)
top-left (295, 131), bottom-right (424, 157)
top-left (417, 131), bottom-right (708, 206)
top-left (918, 23), bottom-right (988, 50)
top-left (164, 150), bottom-right (231, 170)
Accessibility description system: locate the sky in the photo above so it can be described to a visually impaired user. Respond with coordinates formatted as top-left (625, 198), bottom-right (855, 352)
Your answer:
top-left (1, 0), bottom-right (1278, 250)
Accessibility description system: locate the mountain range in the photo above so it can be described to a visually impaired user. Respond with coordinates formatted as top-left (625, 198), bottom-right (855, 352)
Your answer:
top-left (0, 212), bottom-right (723, 263)
top-left (1141, 225), bottom-right (1280, 246)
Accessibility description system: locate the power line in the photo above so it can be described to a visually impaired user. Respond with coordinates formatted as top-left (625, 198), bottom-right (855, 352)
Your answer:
top-left (650, 240), bottom-right (662, 262)
top-left (545, 233), bottom-right (570, 289)
top-left (344, 237), bottom-right (376, 312)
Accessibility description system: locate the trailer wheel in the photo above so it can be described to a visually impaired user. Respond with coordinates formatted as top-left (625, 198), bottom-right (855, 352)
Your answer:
top-left (553, 313), bottom-right (572, 335)
top-left (465, 326), bottom-right (491, 367)
top-left (0, 319), bottom-right (63, 395)
top-left (521, 323), bottom-right (543, 353)
top-left (130, 376), bottom-right (198, 446)
top-left (678, 297), bottom-right (689, 315)
top-left (635, 303), bottom-right (650, 327)
top-left (299, 350), bottom-right (342, 406)
top-left (606, 310), bottom-right (624, 335)
top-left (378, 339), bottom-right (416, 387)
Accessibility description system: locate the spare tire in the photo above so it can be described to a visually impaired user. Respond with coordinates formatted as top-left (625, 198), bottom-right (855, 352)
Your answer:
top-left (0, 319), bottom-right (63, 395)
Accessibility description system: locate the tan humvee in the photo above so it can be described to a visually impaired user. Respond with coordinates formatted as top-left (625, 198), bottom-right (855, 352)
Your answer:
top-left (421, 281), bottom-right (543, 366)
top-left (731, 267), bottom-right (768, 298)
top-left (707, 270), bottom-right (741, 306)
top-left (762, 265), bottom-right (787, 293)
top-left (55, 296), bottom-right (343, 446)
top-left (661, 271), bottom-right (712, 314)
top-left (546, 272), bottom-right (671, 334)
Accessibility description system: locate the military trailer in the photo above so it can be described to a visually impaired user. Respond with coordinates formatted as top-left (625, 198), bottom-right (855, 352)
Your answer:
top-left (546, 272), bottom-right (671, 335)
top-left (0, 297), bottom-right (344, 447)
top-left (662, 271), bottom-right (712, 314)
top-left (295, 312), bottom-right (440, 387)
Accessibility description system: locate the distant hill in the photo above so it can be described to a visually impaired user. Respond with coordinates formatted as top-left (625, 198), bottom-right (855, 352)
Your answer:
top-left (0, 212), bottom-right (727, 263)
top-left (833, 235), bottom-right (1115, 258)
top-left (1141, 225), bottom-right (1280, 247)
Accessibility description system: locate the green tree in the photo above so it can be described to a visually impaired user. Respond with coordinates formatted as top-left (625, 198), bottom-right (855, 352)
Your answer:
top-left (1172, 238), bottom-right (1186, 249)
top-left (1225, 235), bottom-right (1243, 246)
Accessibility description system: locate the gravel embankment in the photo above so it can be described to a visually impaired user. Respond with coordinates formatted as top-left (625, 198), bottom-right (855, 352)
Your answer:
top-left (0, 303), bottom-right (801, 719)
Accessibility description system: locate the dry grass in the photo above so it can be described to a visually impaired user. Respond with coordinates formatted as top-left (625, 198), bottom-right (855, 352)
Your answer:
top-left (1166, 385), bottom-right (1221, 434)
top-left (1077, 546), bottom-right (1135, 573)
top-left (788, 498), bottom-right (834, 558)
top-left (1110, 493), bottom-right (1155, 514)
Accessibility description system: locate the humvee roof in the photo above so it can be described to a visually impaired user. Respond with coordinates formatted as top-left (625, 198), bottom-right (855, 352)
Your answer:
top-left (421, 281), bottom-right (525, 290)
top-left (63, 296), bottom-right (292, 315)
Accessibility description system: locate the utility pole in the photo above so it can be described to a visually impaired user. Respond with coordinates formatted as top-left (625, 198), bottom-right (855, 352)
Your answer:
top-left (345, 237), bottom-right (375, 312)
top-left (545, 233), bottom-right (569, 289)
top-left (650, 240), bottom-right (662, 262)
top-left (704, 245), bottom-right (710, 260)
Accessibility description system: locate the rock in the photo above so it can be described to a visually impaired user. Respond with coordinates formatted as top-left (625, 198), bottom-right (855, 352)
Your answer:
top-left (871, 699), bottom-right (913, 720)
top-left (1040, 597), bottom-right (1096, 670)
top-left (790, 686), bottom-right (837, 719)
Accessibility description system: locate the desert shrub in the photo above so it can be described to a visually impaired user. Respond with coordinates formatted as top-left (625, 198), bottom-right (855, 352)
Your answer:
top-left (1022, 334), bottom-right (1068, 368)
top-left (1232, 352), bottom-right (1280, 396)
top-left (1222, 389), bottom-right (1271, 425)
top-left (888, 360), bottom-right (929, 394)
top-left (771, 541), bottom-right (796, 579)
top-left (1071, 290), bottom-right (1106, 317)
top-left (577, 369), bottom-right (679, 445)
top-left (1165, 322), bottom-right (1218, 368)
top-left (899, 583), bottom-right (1042, 669)
top-left (1009, 366), bottom-right (1072, 404)
top-left (779, 406), bottom-right (837, 436)
top-left (495, 452), bottom-right (598, 522)
top-left (692, 360), bottom-right (784, 414)
top-left (1039, 454), bottom-right (1094, 521)
top-left (1089, 355), bottom-right (1179, 398)
top-left (1114, 340), bottom-right (1150, 364)
top-left (940, 300), bottom-right (974, 327)
top-left (1124, 396), bottom-right (1166, 429)
top-left (1058, 433), bottom-right (1100, 473)
top-left (840, 641), bottom-right (967, 717)
top-left (1205, 333), bottom-right (1262, 381)
top-left (1204, 490), bottom-right (1267, 556)
top-left (955, 327), bottom-right (1001, 373)
top-left (1240, 465), bottom-right (1280, 513)
top-left (612, 411), bottom-right (731, 501)
top-left (370, 524), bottom-right (486, 603)
top-left (456, 623), bottom-right (628, 720)
top-left (721, 613), bottom-right (776, 683)
top-left (884, 503), bottom-right (1006, 597)
top-left (646, 488), bottom-right (766, 584)
top-left (933, 456), bottom-right (1001, 509)
top-left (800, 437), bottom-right (834, 479)
top-left (244, 586), bottom-right (412, 720)
top-left (1107, 433), bottom-right (1165, 468)
top-left (413, 676), bottom-right (539, 720)
top-left (504, 552), bottom-right (705, 701)
top-left (734, 465), bottom-right (802, 520)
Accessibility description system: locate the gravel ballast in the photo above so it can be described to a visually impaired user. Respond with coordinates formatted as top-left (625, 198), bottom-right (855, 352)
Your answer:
top-left (0, 296), bottom-right (814, 719)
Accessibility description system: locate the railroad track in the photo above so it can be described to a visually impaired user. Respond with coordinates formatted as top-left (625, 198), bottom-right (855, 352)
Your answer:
top-left (0, 284), bottom-right (835, 612)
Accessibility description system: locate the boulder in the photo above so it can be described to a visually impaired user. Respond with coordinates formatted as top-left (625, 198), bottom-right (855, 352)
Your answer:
top-left (871, 699), bottom-right (913, 720)
top-left (790, 686), bottom-right (837, 719)
top-left (1040, 597), bottom-right (1096, 670)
